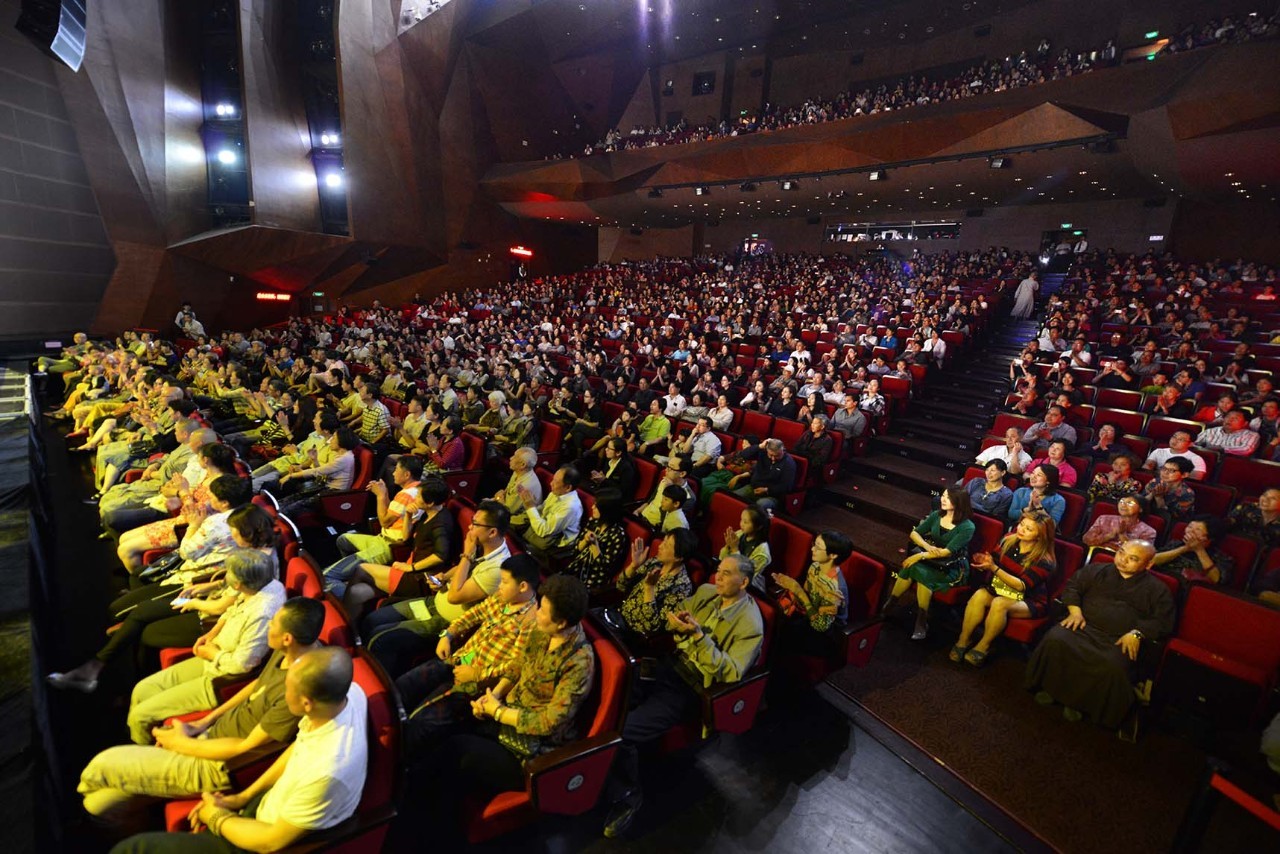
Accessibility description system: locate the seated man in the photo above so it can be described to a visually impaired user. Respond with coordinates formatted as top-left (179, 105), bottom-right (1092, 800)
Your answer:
top-left (1141, 456), bottom-right (1197, 521)
top-left (656, 416), bottom-right (721, 477)
top-left (731, 438), bottom-right (797, 510)
top-left (111, 647), bottom-right (368, 854)
top-left (518, 465), bottom-right (583, 565)
top-left (321, 455), bottom-right (423, 593)
top-left (604, 554), bottom-right (763, 836)
top-left (1081, 496), bottom-right (1158, 553)
top-left (362, 500), bottom-right (512, 677)
top-left (126, 551), bottom-right (286, 745)
top-left (494, 446), bottom-right (541, 528)
top-left (395, 554), bottom-right (540, 755)
top-left (831, 394), bottom-right (868, 442)
top-left (78, 598), bottom-right (325, 828)
top-left (1025, 541), bottom-right (1175, 727)
top-left (1142, 430), bottom-right (1207, 480)
top-left (976, 427), bottom-right (1030, 476)
top-left (637, 456), bottom-right (696, 526)
top-left (634, 399), bottom-right (672, 456)
top-left (1021, 405), bottom-right (1078, 455)
top-left (1193, 411), bottom-right (1261, 457)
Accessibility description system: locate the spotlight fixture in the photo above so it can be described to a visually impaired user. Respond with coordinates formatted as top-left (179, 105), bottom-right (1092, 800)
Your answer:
top-left (648, 187), bottom-right (663, 198)
top-left (988, 156), bottom-right (1011, 169)
top-left (214, 103), bottom-right (236, 117)
top-left (740, 182), bottom-right (757, 192)
top-left (781, 179), bottom-right (799, 191)
top-left (319, 132), bottom-right (341, 146)
top-left (694, 186), bottom-right (710, 196)
top-left (216, 149), bottom-right (237, 165)
top-left (323, 172), bottom-right (344, 189)
top-left (868, 170), bottom-right (887, 182)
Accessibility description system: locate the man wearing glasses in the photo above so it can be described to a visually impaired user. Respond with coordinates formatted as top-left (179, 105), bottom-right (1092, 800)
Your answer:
top-left (639, 456), bottom-right (696, 526)
top-left (1141, 457), bottom-right (1197, 522)
top-left (363, 500), bottom-right (512, 677)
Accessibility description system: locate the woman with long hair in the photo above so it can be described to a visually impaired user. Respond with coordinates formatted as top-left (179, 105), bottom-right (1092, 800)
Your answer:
top-left (884, 487), bottom-right (976, 640)
top-left (953, 512), bottom-right (1058, 666)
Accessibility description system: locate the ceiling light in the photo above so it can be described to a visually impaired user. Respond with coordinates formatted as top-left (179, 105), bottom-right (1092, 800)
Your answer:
top-left (323, 172), bottom-right (344, 189)
top-left (988, 156), bottom-right (1011, 169)
top-left (868, 170), bottom-right (887, 182)
top-left (781, 179), bottom-right (799, 191)
top-left (216, 149), bottom-right (237, 165)
top-left (695, 186), bottom-right (710, 196)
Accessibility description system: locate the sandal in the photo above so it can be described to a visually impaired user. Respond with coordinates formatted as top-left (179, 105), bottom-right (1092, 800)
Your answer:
top-left (964, 648), bottom-right (988, 667)
top-left (948, 644), bottom-right (968, 663)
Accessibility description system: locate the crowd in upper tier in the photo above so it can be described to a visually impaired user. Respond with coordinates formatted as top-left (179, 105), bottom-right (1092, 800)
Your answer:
top-left (544, 13), bottom-right (1278, 160)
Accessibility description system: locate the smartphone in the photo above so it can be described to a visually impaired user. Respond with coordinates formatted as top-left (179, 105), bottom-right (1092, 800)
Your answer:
top-left (425, 575), bottom-right (442, 587)
top-left (171, 597), bottom-right (192, 607)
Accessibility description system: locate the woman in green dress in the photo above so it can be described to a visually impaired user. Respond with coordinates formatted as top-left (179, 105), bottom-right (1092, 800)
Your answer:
top-left (883, 486), bottom-right (975, 641)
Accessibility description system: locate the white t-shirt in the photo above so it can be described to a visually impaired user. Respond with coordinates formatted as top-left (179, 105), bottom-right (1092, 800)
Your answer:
top-left (428, 542), bottom-right (511, 623)
top-left (256, 683), bottom-right (368, 831)
top-left (1144, 447), bottom-right (1207, 479)
top-left (975, 445), bottom-right (1032, 471)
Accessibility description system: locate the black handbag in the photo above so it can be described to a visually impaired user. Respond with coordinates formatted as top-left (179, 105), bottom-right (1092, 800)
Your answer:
top-left (497, 723), bottom-right (541, 760)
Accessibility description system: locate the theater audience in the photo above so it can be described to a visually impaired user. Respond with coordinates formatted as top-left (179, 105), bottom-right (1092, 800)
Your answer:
top-left (772, 530), bottom-right (855, 654)
top-left (77, 598), bottom-right (326, 829)
top-left (1025, 438), bottom-right (1078, 488)
top-left (1081, 496), bottom-right (1158, 553)
top-left (1194, 410), bottom-right (1261, 457)
top-left (111, 646), bottom-right (368, 854)
top-left (975, 427), bottom-right (1030, 475)
top-left (1142, 456), bottom-right (1197, 521)
top-left (1086, 453), bottom-right (1142, 503)
top-left (1143, 431), bottom-right (1207, 480)
top-left (966, 459), bottom-right (1014, 518)
top-left (565, 487), bottom-right (629, 590)
top-left (518, 465), bottom-right (583, 564)
top-left (885, 488), bottom-right (976, 640)
top-left (1022, 405), bottom-right (1077, 455)
top-left (614, 530), bottom-right (697, 637)
top-left (1151, 517), bottom-right (1234, 586)
top-left (721, 504), bottom-right (773, 588)
top-left (1008, 464), bottom-right (1066, 526)
top-left (1228, 488), bottom-right (1280, 548)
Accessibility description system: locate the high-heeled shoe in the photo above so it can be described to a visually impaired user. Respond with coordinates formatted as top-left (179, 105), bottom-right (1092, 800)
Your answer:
top-left (47, 671), bottom-right (99, 693)
top-left (910, 611), bottom-right (929, 641)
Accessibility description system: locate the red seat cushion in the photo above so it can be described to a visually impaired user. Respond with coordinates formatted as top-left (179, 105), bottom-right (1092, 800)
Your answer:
top-left (1164, 639), bottom-right (1272, 688)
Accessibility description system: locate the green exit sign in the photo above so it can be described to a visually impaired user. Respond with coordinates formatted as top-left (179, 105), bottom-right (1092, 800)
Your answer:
top-left (1144, 30), bottom-right (1159, 39)
top-left (312, 291), bottom-right (324, 297)
top-left (1060, 222), bottom-right (1072, 229)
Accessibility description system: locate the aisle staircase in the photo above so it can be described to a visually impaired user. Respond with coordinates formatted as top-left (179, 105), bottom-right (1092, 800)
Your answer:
top-left (1039, 270), bottom-right (1069, 298)
top-left (807, 315), bottom-right (1042, 572)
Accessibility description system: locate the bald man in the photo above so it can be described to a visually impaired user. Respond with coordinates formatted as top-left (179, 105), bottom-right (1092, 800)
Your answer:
top-left (1024, 541), bottom-right (1175, 728)
top-left (112, 647), bottom-right (368, 854)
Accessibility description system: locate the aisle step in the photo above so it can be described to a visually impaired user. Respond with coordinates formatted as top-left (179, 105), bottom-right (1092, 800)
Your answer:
top-left (822, 476), bottom-right (932, 528)
top-left (802, 504), bottom-right (911, 571)
top-left (849, 453), bottom-right (959, 495)
top-left (869, 433), bottom-right (973, 468)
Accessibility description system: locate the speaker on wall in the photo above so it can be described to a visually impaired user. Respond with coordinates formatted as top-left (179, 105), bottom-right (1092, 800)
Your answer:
top-left (16, 0), bottom-right (88, 72)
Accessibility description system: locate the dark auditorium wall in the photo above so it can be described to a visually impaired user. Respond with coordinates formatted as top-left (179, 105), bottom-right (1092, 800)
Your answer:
top-left (0, 0), bottom-right (114, 340)
top-left (1171, 200), bottom-right (1280, 265)
top-left (598, 226), bottom-right (696, 263)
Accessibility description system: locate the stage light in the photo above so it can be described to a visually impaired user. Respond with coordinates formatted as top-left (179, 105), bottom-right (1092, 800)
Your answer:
top-left (323, 172), bottom-right (344, 189)
top-left (989, 156), bottom-right (1011, 169)
top-left (868, 170), bottom-right (886, 182)
top-left (216, 149), bottom-right (237, 165)
top-left (781, 179), bottom-right (799, 190)
top-left (320, 132), bottom-right (341, 146)
top-left (695, 186), bottom-right (710, 196)
top-left (215, 103), bottom-right (236, 117)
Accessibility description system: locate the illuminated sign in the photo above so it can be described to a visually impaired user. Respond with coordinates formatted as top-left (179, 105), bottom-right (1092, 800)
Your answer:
top-left (255, 292), bottom-right (290, 302)
top-left (509, 246), bottom-right (534, 258)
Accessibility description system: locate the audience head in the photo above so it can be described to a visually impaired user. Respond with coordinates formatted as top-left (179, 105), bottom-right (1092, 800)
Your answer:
top-left (552, 465), bottom-right (581, 494)
top-left (763, 437), bottom-right (786, 462)
top-left (286, 647), bottom-right (354, 717)
top-left (537, 574), bottom-right (589, 632)
top-left (271, 597), bottom-right (326, 649)
top-left (333, 427), bottom-right (359, 452)
top-left (418, 477), bottom-right (450, 508)
top-left (816, 529), bottom-right (854, 566)
top-left (940, 486), bottom-right (973, 523)
top-left (665, 455), bottom-right (691, 483)
top-left (1028, 463), bottom-right (1060, 494)
top-left (1117, 495), bottom-right (1145, 518)
top-left (984, 458), bottom-right (1009, 481)
top-left (592, 487), bottom-right (626, 524)
top-left (660, 485), bottom-right (686, 513)
top-left (661, 527), bottom-right (698, 563)
top-left (199, 442), bottom-right (238, 475)
top-left (510, 446), bottom-right (537, 472)
top-left (1008, 513), bottom-right (1057, 567)
top-left (189, 428), bottom-right (218, 450)
top-left (714, 553), bottom-right (755, 599)
top-left (395, 455), bottom-right (425, 484)
top-left (739, 504), bottom-right (770, 545)
top-left (497, 554), bottom-right (541, 604)
top-left (1161, 456), bottom-right (1193, 483)
top-left (224, 549), bottom-right (276, 594)
top-left (473, 498), bottom-right (511, 539)
top-left (228, 504), bottom-right (277, 550)
top-left (209, 474), bottom-right (253, 509)
top-left (1112, 540), bottom-right (1156, 577)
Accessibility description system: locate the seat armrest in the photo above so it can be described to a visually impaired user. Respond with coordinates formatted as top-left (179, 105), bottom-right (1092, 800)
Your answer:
top-left (526, 732), bottom-right (624, 815)
top-left (690, 669), bottom-right (771, 735)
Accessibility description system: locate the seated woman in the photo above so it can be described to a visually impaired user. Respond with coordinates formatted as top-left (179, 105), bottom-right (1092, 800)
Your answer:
top-left (613, 529), bottom-right (697, 638)
top-left (771, 530), bottom-right (855, 657)
top-left (339, 478), bottom-right (455, 616)
top-left (274, 426), bottom-right (359, 516)
top-left (721, 504), bottom-right (772, 590)
top-left (857, 378), bottom-right (886, 420)
top-left (1084, 422), bottom-right (1124, 461)
top-left (953, 512), bottom-right (1058, 666)
top-left (586, 438), bottom-right (637, 498)
top-left (1025, 438), bottom-right (1077, 489)
top-left (884, 488), bottom-right (976, 641)
top-left (46, 494), bottom-right (272, 693)
top-left (965, 459), bottom-right (1014, 519)
top-left (1227, 488), bottom-right (1280, 548)
top-left (1081, 495), bottom-right (1158, 554)
top-left (413, 575), bottom-right (594, 843)
top-left (123, 549), bottom-right (286, 745)
top-left (115, 443), bottom-right (239, 574)
top-left (1008, 464), bottom-right (1066, 527)
top-left (1151, 516), bottom-right (1235, 587)
top-left (566, 487), bottom-right (629, 591)
top-left (1086, 452), bottom-right (1142, 503)
top-left (793, 415), bottom-right (835, 479)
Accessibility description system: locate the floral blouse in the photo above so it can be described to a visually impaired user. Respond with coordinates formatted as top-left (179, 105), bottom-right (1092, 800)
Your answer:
top-left (567, 519), bottom-right (627, 589)
top-left (616, 560), bottom-right (693, 636)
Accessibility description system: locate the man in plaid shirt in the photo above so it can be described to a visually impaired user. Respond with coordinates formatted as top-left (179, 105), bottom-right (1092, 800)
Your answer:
top-left (395, 554), bottom-right (540, 756)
